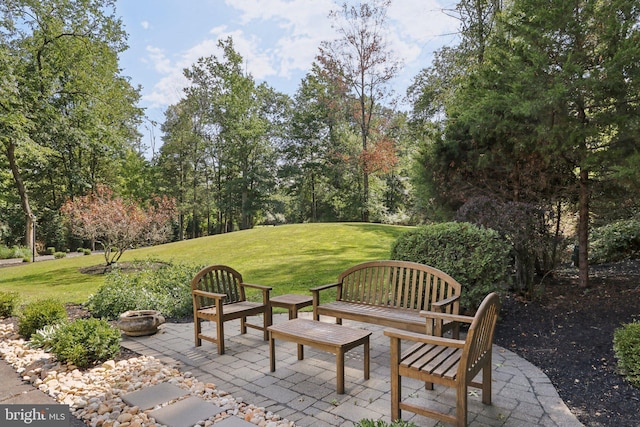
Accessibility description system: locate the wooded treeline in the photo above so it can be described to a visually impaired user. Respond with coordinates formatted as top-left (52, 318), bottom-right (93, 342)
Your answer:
top-left (2, 0), bottom-right (640, 288)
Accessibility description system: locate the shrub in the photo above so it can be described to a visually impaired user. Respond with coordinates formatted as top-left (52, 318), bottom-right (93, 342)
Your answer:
top-left (49, 318), bottom-right (121, 368)
top-left (28, 323), bottom-right (64, 352)
top-left (46, 247), bottom-right (56, 255)
top-left (86, 260), bottom-right (201, 320)
top-left (391, 222), bottom-right (511, 311)
top-left (0, 291), bottom-right (20, 317)
top-left (613, 322), bottom-right (640, 388)
top-left (83, 248), bottom-right (91, 255)
top-left (53, 251), bottom-right (67, 259)
top-left (589, 219), bottom-right (640, 264)
top-left (17, 299), bottom-right (67, 339)
top-left (0, 245), bottom-right (31, 260)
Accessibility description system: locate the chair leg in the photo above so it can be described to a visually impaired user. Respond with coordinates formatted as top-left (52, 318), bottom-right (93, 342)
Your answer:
top-left (456, 383), bottom-right (468, 427)
top-left (194, 318), bottom-right (202, 347)
top-left (216, 319), bottom-right (225, 355)
top-left (482, 363), bottom-right (492, 405)
top-left (390, 336), bottom-right (401, 421)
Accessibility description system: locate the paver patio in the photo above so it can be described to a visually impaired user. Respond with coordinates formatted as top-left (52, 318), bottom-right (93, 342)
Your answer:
top-left (120, 312), bottom-right (584, 427)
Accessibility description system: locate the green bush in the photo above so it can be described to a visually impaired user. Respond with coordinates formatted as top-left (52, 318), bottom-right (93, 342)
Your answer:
top-left (0, 291), bottom-right (20, 317)
top-left (0, 245), bottom-right (31, 260)
top-left (46, 247), bottom-right (56, 255)
top-left (613, 322), bottom-right (640, 388)
top-left (391, 222), bottom-right (511, 311)
top-left (17, 299), bottom-right (68, 339)
top-left (53, 251), bottom-right (67, 259)
top-left (48, 318), bottom-right (121, 368)
top-left (83, 248), bottom-right (91, 255)
top-left (86, 260), bottom-right (201, 320)
top-left (589, 219), bottom-right (640, 264)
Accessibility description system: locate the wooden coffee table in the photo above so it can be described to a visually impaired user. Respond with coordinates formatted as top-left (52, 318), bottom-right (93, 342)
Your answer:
top-left (268, 318), bottom-right (371, 394)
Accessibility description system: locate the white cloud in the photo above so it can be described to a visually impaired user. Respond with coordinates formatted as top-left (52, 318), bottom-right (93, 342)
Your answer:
top-left (225, 0), bottom-right (334, 79)
top-left (140, 20), bottom-right (150, 30)
top-left (139, 0), bottom-right (459, 110)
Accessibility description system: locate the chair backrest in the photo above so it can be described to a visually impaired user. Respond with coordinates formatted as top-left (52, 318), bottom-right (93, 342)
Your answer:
top-left (191, 265), bottom-right (245, 306)
top-left (338, 260), bottom-right (461, 313)
top-left (459, 292), bottom-right (501, 378)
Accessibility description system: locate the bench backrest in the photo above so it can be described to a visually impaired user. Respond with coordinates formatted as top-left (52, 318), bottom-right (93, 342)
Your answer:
top-left (337, 260), bottom-right (461, 313)
top-left (191, 265), bottom-right (246, 306)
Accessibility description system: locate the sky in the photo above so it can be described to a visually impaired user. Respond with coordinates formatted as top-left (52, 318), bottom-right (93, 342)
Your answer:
top-left (113, 0), bottom-right (460, 155)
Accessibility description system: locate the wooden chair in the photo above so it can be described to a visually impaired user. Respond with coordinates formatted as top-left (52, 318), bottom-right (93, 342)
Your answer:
top-left (191, 265), bottom-right (272, 355)
top-left (384, 292), bottom-right (501, 427)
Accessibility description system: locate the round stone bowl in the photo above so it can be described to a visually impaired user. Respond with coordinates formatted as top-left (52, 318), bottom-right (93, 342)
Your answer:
top-left (117, 310), bottom-right (165, 336)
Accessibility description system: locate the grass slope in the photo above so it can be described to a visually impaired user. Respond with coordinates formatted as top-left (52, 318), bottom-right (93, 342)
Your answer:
top-left (0, 223), bottom-right (410, 304)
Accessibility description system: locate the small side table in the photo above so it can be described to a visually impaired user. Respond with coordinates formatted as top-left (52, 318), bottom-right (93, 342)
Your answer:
top-left (270, 294), bottom-right (313, 319)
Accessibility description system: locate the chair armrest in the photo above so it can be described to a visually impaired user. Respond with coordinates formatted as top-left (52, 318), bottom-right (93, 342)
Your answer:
top-left (384, 328), bottom-right (465, 349)
top-left (431, 294), bottom-right (460, 312)
top-left (420, 311), bottom-right (475, 324)
top-left (240, 282), bottom-right (273, 291)
top-left (240, 282), bottom-right (272, 304)
top-left (192, 289), bottom-right (227, 300)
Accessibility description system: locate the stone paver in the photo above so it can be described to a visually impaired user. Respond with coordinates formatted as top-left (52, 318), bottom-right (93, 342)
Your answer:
top-left (148, 396), bottom-right (224, 427)
top-left (121, 382), bottom-right (188, 410)
top-left (120, 312), bottom-right (584, 427)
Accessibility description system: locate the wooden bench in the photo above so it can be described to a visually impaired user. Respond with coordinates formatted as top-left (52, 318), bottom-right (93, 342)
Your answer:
top-left (311, 260), bottom-right (462, 336)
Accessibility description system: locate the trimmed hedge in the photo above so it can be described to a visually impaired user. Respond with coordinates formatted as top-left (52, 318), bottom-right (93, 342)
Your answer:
top-left (391, 222), bottom-right (511, 311)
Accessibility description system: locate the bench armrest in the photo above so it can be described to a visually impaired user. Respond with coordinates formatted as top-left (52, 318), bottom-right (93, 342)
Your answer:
top-left (384, 328), bottom-right (465, 349)
top-left (431, 294), bottom-right (460, 312)
top-left (419, 309), bottom-right (472, 337)
top-left (420, 311), bottom-right (475, 324)
top-left (311, 282), bottom-right (341, 320)
top-left (310, 282), bottom-right (341, 292)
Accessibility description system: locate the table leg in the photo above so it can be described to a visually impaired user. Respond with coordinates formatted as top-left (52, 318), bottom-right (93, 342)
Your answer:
top-left (364, 337), bottom-right (370, 380)
top-left (269, 333), bottom-right (276, 372)
top-left (297, 343), bottom-right (304, 360)
top-left (336, 347), bottom-right (345, 394)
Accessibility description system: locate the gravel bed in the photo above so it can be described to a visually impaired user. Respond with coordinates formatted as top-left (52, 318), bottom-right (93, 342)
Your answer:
top-left (0, 323), bottom-right (294, 427)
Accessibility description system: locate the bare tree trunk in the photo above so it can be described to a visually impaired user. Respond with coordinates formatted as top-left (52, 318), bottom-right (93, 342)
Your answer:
top-left (578, 168), bottom-right (590, 288)
top-left (6, 141), bottom-right (36, 257)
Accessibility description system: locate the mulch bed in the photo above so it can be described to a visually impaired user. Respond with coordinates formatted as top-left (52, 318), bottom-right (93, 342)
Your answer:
top-left (494, 260), bottom-right (640, 427)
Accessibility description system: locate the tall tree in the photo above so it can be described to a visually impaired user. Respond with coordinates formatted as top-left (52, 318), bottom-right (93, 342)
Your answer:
top-left (318, 0), bottom-right (400, 221)
top-left (425, 0), bottom-right (640, 287)
top-left (1, 0), bottom-right (142, 253)
top-left (176, 37), bottom-right (282, 232)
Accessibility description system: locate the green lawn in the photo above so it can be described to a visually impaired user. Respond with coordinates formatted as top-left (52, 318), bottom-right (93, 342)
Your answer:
top-left (0, 223), bottom-right (411, 305)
